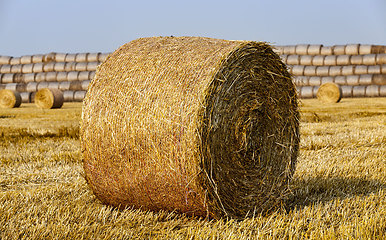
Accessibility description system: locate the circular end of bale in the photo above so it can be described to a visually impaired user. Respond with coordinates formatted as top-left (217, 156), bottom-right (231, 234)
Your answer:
top-left (81, 37), bottom-right (300, 219)
top-left (316, 83), bottom-right (342, 103)
top-left (0, 89), bottom-right (22, 108)
top-left (34, 88), bottom-right (64, 109)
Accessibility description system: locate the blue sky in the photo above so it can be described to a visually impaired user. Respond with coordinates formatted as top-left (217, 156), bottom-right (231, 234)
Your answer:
top-left (0, 0), bottom-right (385, 56)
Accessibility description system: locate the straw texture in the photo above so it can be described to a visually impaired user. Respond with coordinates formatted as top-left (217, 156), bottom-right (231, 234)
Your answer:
top-left (34, 88), bottom-right (64, 109)
top-left (81, 37), bottom-right (300, 219)
top-left (0, 89), bottom-right (22, 108)
top-left (316, 82), bottom-right (342, 103)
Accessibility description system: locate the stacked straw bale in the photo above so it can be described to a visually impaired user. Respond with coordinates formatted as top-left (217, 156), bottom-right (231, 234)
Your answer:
top-left (0, 51), bottom-right (107, 103)
top-left (81, 37), bottom-right (300, 219)
top-left (276, 44), bottom-right (386, 98)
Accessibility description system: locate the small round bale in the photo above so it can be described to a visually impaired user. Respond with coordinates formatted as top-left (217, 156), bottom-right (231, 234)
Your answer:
top-left (0, 89), bottom-right (22, 108)
top-left (316, 82), bottom-right (342, 103)
top-left (34, 88), bottom-right (64, 109)
top-left (81, 37), bottom-right (300, 219)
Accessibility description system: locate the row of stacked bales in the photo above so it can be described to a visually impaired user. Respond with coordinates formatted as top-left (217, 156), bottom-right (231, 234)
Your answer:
top-left (0, 52), bottom-right (109, 102)
top-left (275, 44), bottom-right (386, 98)
top-left (0, 44), bottom-right (385, 103)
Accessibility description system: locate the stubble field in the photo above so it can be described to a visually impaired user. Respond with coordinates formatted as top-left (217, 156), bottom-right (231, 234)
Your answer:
top-left (0, 98), bottom-right (385, 239)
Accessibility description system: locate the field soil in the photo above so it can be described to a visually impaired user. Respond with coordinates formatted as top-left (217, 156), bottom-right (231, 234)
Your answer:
top-left (0, 98), bottom-right (385, 239)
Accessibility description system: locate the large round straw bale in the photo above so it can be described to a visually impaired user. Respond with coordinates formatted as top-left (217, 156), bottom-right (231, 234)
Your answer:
top-left (0, 56), bottom-right (11, 64)
top-left (63, 90), bottom-right (74, 102)
top-left (69, 81), bottom-right (82, 91)
top-left (365, 85), bottom-right (379, 97)
top-left (0, 89), bottom-right (22, 108)
top-left (78, 71), bottom-right (91, 81)
top-left (54, 62), bottom-right (66, 71)
top-left (382, 65), bottom-right (386, 74)
top-left (34, 88), bottom-right (63, 109)
top-left (316, 83), bottom-right (342, 103)
top-left (48, 82), bottom-right (60, 89)
top-left (380, 86), bottom-right (386, 97)
top-left (45, 72), bottom-right (57, 82)
top-left (293, 76), bottom-right (308, 86)
top-left (81, 37), bottom-right (300, 219)
top-left (43, 62), bottom-right (55, 72)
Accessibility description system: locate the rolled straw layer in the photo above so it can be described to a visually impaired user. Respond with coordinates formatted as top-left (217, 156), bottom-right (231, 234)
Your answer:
top-left (81, 37), bottom-right (300, 219)
top-left (0, 89), bottom-right (22, 108)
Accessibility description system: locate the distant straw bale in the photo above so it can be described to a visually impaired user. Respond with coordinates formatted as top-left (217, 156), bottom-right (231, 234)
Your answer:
top-left (81, 37), bottom-right (300, 219)
top-left (0, 89), bottom-right (21, 108)
top-left (34, 88), bottom-right (63, 109)
top-left (316, 82), bottom-right (342, 103)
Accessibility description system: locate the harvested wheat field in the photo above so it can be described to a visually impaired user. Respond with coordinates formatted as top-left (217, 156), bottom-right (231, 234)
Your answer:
top-left (0, 98), bottom-right (385, 239)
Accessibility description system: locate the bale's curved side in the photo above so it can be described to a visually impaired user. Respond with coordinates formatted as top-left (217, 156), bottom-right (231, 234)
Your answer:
top-left (35, 88), bottom-right (64, 109)
top-left (317, 83), bottom-right (342, 103)
top-left (0, 89), bottom-right (21, 108)
top-left (81, 37), bottom-right (299, 219)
